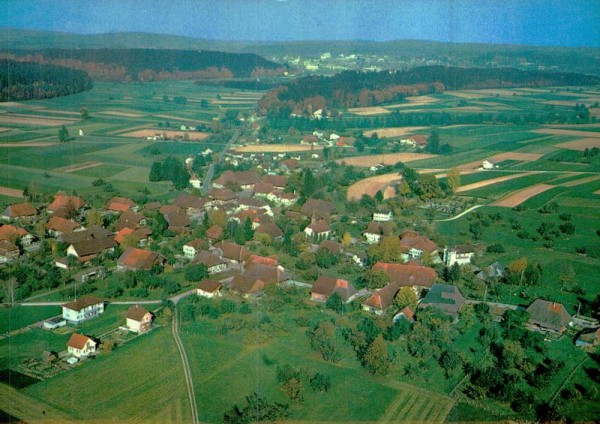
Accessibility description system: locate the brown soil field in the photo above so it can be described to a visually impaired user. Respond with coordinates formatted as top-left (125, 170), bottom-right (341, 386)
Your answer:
top-left (0, 127), bottom-right (10, 133)
top-left (99, 110), bottom-right (144, 118)
top-left (0, 186), bottom-right (24, 198)
top-left (493, 184), bottom-right (556, 207)
top-left (444, 91), bottom-right (486, 99)
top-left (559, 175), bottom-right (600, 187)
top-left (456, 173), bottom-right (533, 193)
top-left (544, 122), bottom-right (600, 128)
top-left (120, 129), bottom-right (210, 141)
top-left (457, 152), bottom-right (544, 170)
top-left (55, 161), bottom-right (104, 173)
top-left (0, 114), bottom-right (76, 127)
top-left (38, 109), bottom-right (82, 116)
top-left (0, 142), bottom-right (56, 148)
top-left (336, 152), bottom-right (436, 167)
top-left (386, 96), bottom-right (439, 108)
top-left (347, 106), bottom-right (391, 115)
top-left (347, 173), bottom-right (403, 201)
top-left (232, 144), bottom-right (323, 153)
top-left (363, 126), bottom-right (427, 138)
top-left (211, 100), bottom-right (258, 105)
top-left (153, 114), bottom-right (191, 121)
top-left (539, 100), bottom-right (578, 107)
top-left (534, 128), bottom-right (600, 138)
top-left (451, 106), bottom-right (485, 111)
top-left (594, 190), bottom-right (600, 195)
top-left (554, 138), bottom-right (600, 151)
top-left (0, 102), bottom-right (44, 110)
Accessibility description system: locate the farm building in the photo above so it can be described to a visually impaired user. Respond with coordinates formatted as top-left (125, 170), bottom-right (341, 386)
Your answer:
top-left (526, 299), bottom-right (573, 334)
top-left (106, 196), bottom-right (138, 213)
top-left (362, 282), bottom-right (400, 315)
top-left (192, 251), bottom-right (228, 274)
top-left (62, 296), bottom-right (105, 324)
top-left (311, 276), bottom-right (356, 303)
top-left (443, 245), bottom-right (476, 266)
top-left (1, 202), bottom-right (37, 221)
top-left (117, 247), bottom-right (165, 272)
top-left (67, 333), bottom-right (97, 358)
top-left (372, 262), bottom-right (437, 290)
top-left (125, 305), bottom-right (153, 333)
top-left (197, 279), bottom-right (223, 298)
top-left (418, 283), bottom-right (466, 317)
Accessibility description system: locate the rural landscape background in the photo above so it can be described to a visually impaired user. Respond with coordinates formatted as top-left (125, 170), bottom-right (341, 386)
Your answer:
top-left (0, 1), bottom-right (599, 423)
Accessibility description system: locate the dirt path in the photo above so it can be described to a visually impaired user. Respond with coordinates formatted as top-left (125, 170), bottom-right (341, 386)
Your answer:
top-left (434, 204), bottom-right (485, 222)
top-left (172, 303), bottom-right (198, 424)
top-left (55, 161), bottom-right (104, 173)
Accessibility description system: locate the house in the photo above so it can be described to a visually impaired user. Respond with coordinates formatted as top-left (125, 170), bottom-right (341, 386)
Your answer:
top-left (229, 274), bottom-right (265, 298)
top-left (252, 182), bottom-right (274, 197)
top-left (197, 279), bottom-right (223, 298)
top-left (45, 217), bottom-right (85, 237)
top-left (281, 158), bottom-right (299, 172)
top-left (183, 238), bottom-right (207, 259)
top-left (311, 276), bottom-right (356, 303)
top-left (172, 194), bottom-right (206, 214)
top-left (125, 305), bottom-right (153, 333)
top-left (319, 239), bottom-right (343, 255)
top-left (393, 306), bottom-right (415, 322)
top-left (213, 170), bottom-right (260, 190)
top-left (115, 211), bottom-right (147, 231)
top-left (106, 197), bottom-right (138, 213)
top-left (143, 201), bottom-right (162, 211)
top-left (369, 163), bottom-right (385, 172)
top-left (576, 328), bottom-right (600, 348)
top-left (255, 223), bottom-right (284, 241)
top-left (117, 247), bottom-right (165, 272)
top-left (244, 262), bottom-right (288, 285)
top-left (0, 224), bottom-right (34, 245)
top-left (476, 261), bottom-right (505, 283)
top-left (304, 218), bottom-right (330, 240)
top-left (208, 188), bottom-right (237, 205)
top-left (262, 175), bottom-right (286, 190)
top-left (301, 199), bottom-right (334, 219)
top-left (418, 283), bottom-right (466, 317)
top-left (66, 236), bottom-right (116, 263)
top-left (267, 190), bottom-right (297, 206)
top-left (159, 205), bottom-right (190, 233)
top-left (114, 226), bottom-right (151, 247)
top-left (399, 231), bottom-right (439, 261)
top-left (0, 240), bottom-right (19, 263)
top-left (62, 296), bottom-right (105, 324)
top-left (206, 225), bottom-right (223, 241)
top-left (212, 240), bottom-right (250, 264)
top-left (443, 245), bottom-right (475, 266)
top-left (1, 202), bottom-right (37, 221)
top-left (526, 299), bottom-right (573, 334)
top-left (362, 282), bottom-right (400, 315)
top-left (482, 160), bottom-right (494, 170)
top-left (67, 333), bottom-right (96, 358)
top-left (193, 251), bottom-right (228, 274)
top-left (48, 192), bottom-right (86, 215)
top-left (363, 221), bottom-right (393, 244)
top-left (72, 266), bottom-right (106, 283)
top-left (246, 254), bottom-right (279, 268)
top-left (372, 262), bottom-right (437, 289)
top-left (373, 211), bottom-right (393, 222)
top-left (301, 135), bottom-right (318, 145)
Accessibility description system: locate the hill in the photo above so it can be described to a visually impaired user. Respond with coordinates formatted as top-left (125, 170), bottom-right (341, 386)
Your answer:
top-left (0, 59), bottom-right (92, 101)
top-left (0, 48), bottom-right (286, 81)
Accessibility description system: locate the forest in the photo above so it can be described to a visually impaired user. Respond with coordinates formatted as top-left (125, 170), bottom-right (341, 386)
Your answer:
top-left (258, 66), bottom-right (600, 116)
top-left (0, 49), bottom-right (286, 81)
top-left (0, 59), bottom-right (92, 101)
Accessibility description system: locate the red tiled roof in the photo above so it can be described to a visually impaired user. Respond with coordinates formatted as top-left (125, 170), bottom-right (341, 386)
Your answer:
top-left (118, 247), bottom-right (163, 270)
top-left (198, 279), bottom-right (223, 293)
top-left (0, 224), bottom-right (28, 241)
top-left (311, 276), bottom-right (356, 301)
top-left (308, 219), bottom-right (330, 234)
top-left (363, 283), bottom-right (400, 311)
top-left (48, 192), bottom-right (85, 213)
top-left (253, 182), bottom-right (274, 194)
top-left (46, 217), bottom-right (82, 234)
top-left (125, 305), bottom-right (152, 322)
top-left (247, 254), bottom-right (279, 267)
top-left (262, 175), bottom-right (286, 189)
top-left (281, 159), bottom-right (299, 170)
top-left (1, 202), bottom-right (37, 218)
top-left (255, 223), bottom-right (283, 239)
top-left (206, 225), bottom-right (223, 240)
top-left (372, 262), bottom-right (437, 288)
top-left (400, 235), bottom-right (439, 253)
top-left (115, 211), bottom-right (145, 231)
top-left (106, 197), bottom-right (136, 213)
top-left (67, 333), bottom-right (94, 350)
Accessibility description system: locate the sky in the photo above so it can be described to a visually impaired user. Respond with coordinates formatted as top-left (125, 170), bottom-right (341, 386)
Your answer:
top-left (1, 0), bottom-right (599, 47)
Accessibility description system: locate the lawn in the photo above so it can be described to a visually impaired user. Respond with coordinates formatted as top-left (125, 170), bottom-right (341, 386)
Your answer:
top-left (0, 305), bottom-right (61, 333)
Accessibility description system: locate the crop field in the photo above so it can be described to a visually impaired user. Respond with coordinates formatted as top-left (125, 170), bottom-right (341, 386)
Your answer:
top-left (455, 172), bottom-right (534, 192)
top-left (232, 143), bottom-right (323, 152)
top-left (492, 183), bottom-right (556, 207)
top-left (554, 138), bottom-right (600, 151)
top-left (119, 129), bottom-right (211, 140)
top-left (347, 173), bottom-right (403, 200)
top-left (534, 128), bottom-right (600, 138)
top-left (347, 106), bottom-right (391, 115)
top-left (0, 113), bottom-right (77, 127)
top-left (363, 126), bottom-right (427, 138)
top-left (336, 152), bottom-right (436, 167)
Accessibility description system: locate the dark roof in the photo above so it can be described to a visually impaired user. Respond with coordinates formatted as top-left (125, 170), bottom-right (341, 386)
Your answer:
top-left (301, 198), bottom-right (334, 218)
top-left (214, 170), bottom-right (260, 187)
top-left (198, 279), bottom-right (223, 293)
top-left (244, 263), bottom-right (287, 285)
top-left (419, 283), bottom-right (465, 316)
top-left (255, 223), bottom-right (283, 239)
top-left (229, 273), bottom-right (264, 295)
top-left (115, 211), bottom-right (146, 231)
top-left (253, 182), bottom-right (274, 194)
top-left (526, 299), bottom-right (573, 332)
top-left (319, 240), bottom-right (343, 254)
top-left (46, 217), bottom-right (82, 233)
top-left (61, 225), bottom-right (113, 244)
top-left (365, 221), bottom-right (393, 236)
top-left (311, 276), bottom-right (356, 301)
top-left (399, 234), bottom-right (439, 253)
top-left (213, 241), bottom-right (250, 262)
top-left (69, 236), bottom-right (116, 258)
top-left (372, 262), bottom-right (437, 288)
top-left (193, 251), bottom-right (226, 268)
top-left (62, 296), bottom-right (103, 312)
top-left (106, 196), bottom-right (136, 212)
top-left (172, 194), bottom-right (206, 210)
top-left (363, 283), bottom-right (400, 311)
top-left (159, 205), bottom-right (190, 229)
top-left (262, 175), bottom-right (286, 188)
top-left (308, 219), bottom-right (330, 234)
top-left (125, 305), bottom-right (152, 321)
top-left (209, 188), bottom-right (237, 201)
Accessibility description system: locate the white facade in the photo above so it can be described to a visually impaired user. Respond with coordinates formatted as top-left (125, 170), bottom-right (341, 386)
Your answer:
top-left (68, 339), bottom-right (96, 358)
top-left (364, 232), bottom-right (382, 244)
top-left (443, 247), bottom-right (474, 266)
top-left (183, 245), bottom-right (198, 259)
top-left (126, 315), bottom-right (153, 333)
top-left (373, 211), bottom-right (393, 222)
top-left (62, 302), bottom-right (104, 324)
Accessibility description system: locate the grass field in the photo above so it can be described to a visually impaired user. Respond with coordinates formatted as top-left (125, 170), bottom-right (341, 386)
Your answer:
top-left (0, 306), bottom-right (61, 334)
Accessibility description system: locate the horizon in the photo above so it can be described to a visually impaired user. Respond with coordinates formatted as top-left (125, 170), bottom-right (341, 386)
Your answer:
top-left (1, 0), bottom-right (599, 48)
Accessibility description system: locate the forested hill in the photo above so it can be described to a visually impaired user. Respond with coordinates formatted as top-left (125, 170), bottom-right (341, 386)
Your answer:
top-left (259, 66), bottom-right (600, 116)
top-left (0, 59), bottom-right (92, 102)
top-left (0, 49), bottom-right (286, 81)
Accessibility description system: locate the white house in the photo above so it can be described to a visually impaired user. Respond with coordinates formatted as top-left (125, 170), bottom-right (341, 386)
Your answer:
top-left (183, 239), bottom-right (206, 259)
top-left (482, 160), bottom-right (494, 169)
top-left (189, 174), bottom-right (202, 189)
top-left (373, 211), bottom-right (393, 222)
top-left (197, 279), bottom-right (223, 298)
top-left (67, 333), bottom-right (96, 358)
top-left (443, 245), bottom-right (475, 266)
top-left (369, 163), bottom-right (385, 172)
top-left (125, 305), bottom-right (153, 333)
top-left (62, 296), bottom-right (104, 324)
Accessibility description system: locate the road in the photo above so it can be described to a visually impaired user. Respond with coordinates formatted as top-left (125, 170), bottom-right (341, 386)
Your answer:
top-left (433, 204), bottom-right (485, 222)
top-left (202, 127), bottom-right (242, 194)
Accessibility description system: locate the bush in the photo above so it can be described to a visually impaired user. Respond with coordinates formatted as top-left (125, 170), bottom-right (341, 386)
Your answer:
top-left (486, 243), bottom-right (505, 253)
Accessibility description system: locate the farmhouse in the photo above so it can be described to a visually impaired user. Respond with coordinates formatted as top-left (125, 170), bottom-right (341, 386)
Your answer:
top-left (66, 235), bottom-right (116, 263)
top-left (364, 221), bottom-right (393, 244)
top-left (304, 218), bottom-right (330, 240)
top-left (372, 262), bottom-right (437, 289)
top-left (172, 194), bottom-right (206, 214)
top-left (206, 225), bottom-right (223, 241)
top-left (48, 192), bottom-right (86, 216)
top-left (212, 241), bottom-right (250, 264)
top-left (362, 282), bottom-right (400, 315)
top-left (399, 231), bottom-right (439, 261)
top-left (183, 238), bottom-right (208, 259)
top-left (213, 170), bottom-right (260, 189)
top-left (159, 205), bottom-right (190, 233)
top-left (255, 222), bottom-right (284, 241)
top-left (62, 296), bottom-right (105, 324)
top-left (117, 247), bottom-right (165, 272)
top-left (373, 211), bottom-right (393, 222)
top-left (45, 217), bottom-right (85, 237)
top-left (262, 175), bottom-right (286, 189)
top-left (192, 251), bottom-right (228, 274)
top-left (106, 196), bottom-right (138, 213)
top-left (301, 198), bottom-right (334, 220)
top-left (418, 283), bottom-right (466, 317)
top-left (319, 239), bottom-right (343, 255)
top-left (229, 274), bottom-right (265, 298)
top-left (311, 276), bottom-right (356, 303)
top-left (125, 305), bottom-right (153, 333)
top-left (0, 240), bottom-right (19, 263)
top-left (67, 333), bottom-right (97, 358)
top-left (1, 202), bottom-right (37, 221)
top-left (443, 245), bottom-right (476, 266)
top-left (0, 224), bottom-right (35, 246)
top-left (115, 211), bottom-right (147, 231)
top-left (526, 299), bottom-right (573, 334)
top-left (197, 279), bottom-right (223, 298)
top-left (208, 188), bottom-right (237, 205)
top-left (114, 226), bottom-right (151, 247)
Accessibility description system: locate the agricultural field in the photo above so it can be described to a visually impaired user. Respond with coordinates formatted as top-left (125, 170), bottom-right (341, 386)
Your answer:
top-left (347, 172), bottom-right (403, 200)
top-left (336, 152), bottom-right (436, 167)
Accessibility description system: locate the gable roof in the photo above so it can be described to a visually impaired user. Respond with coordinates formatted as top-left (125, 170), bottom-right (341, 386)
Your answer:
top-left (193, 250), bottom-right (227, 268)
top-left (114, 227), bottom-right (151, 244)
top-left (399, 231), bottom-right (439, 253)
top-left (61, 225), bottom-right (113, 244)
top-left (159, 205), bottom-right (190, 229)
top-left (115, 211), bottom-right (146, 231)
top-left (67, 333), bottom-right (94, 350)
top-left (125, 305), bottom-right (152, 322)
top-left (319, 240), bottom-right (343, 254)
top-left (526, 299), bottom-right (573, 332)
top-left (172, 194), bottom-right (206, 210)
top-left (213, 240), bottom-right (250, 262)
top-left (229, 273), bottom-right (265, 295)
top-left (106, 196), bottom-right (137, 213)
top-left (255, 223), bottom-right (283, 239)
top-left (372, 262), bottom-right (437, 288)
top-left (209, 188), bottom-right (237, 202)
top-left (48, 192), bottom-right (85, 213)
top-left (206, 225), bottom-right (223, 240)
top-left (0, 239), bottom-right (19, 255)
top-left (46, 216), bottom-right (83, 234)
top-left (62, 296), bottom-right (103, 312)
top-left (419, 283), bottom-right (465, 315)
top-left (363, 282), bottom-right (400, 311)
top-left (185, 238), bottom-right (206, 250)
top-left (0, 224), bottom-right (28, 241)
top-left (1, 202), bottom-right (37, 218)
top-left (246, 254), bottom-right (279, 267)
top-left (118, 247), bottom-right (163, 270)
top-left (244, 263), bottom-right (287, 285)
top-left (311, 276), bottom-right (356, 301)
top-left (308, 219), bottom-right (330, 234)
top-left (281, 158), bottom-right (299, 170)
top-left (69, 236), bottom-right (116, 258)
top-left (365, 221), bottom-right (393, 236)
top-left (262, 175), bottom-right (286, 188)
top-left (301, 199), bottom-right (335, 218)
top-left (197, 278), bottom-right (223, 293)
top-left (214, 170), bottom-right (260, 187)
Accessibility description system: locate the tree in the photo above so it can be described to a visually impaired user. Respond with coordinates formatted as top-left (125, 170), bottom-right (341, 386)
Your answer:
top-left (86, 208), bottom-right (103, 227)
top-left (58, 125), bottom-right (69, 142)
top-left (361, 335), bottom-right (390, 375)
top-left (184, 264), bottom-right (208, 282)
top-left (307, 321), bottom-right (340, 362)
top-left (121, 233), bottom-right (140, 249)
top-left (367, 235), bottom-right (403, 263)
top-left (398, 180), bottom-right (411, 197)
top-left (426, 130), bottom-right (440, 153)
top-left (361, 269), bottom-right (391, 290)
top-left (149, 162), bottom-right (162, 182)
top-left (316, 248), bottom-right (338, 268)
top-left (341, 232), bottom-right (352, 247)
top-left (223, 393), bottom-right (290, 424)
top-left (446, 168), bottom-right (461, 193)
top-left (374, 190), bottom-right (384, 203)
top-left (559, 262), bottom-right (576, 291)
top-left (394, 286), bottom-right (417, 309)
top-left (281, 377), bottom-right (303, 402)
top-left (243, 217), bottom-right (254, 241)
top-left (300, 168), bottom-right (316, 198)
top-left (2, 277), bottom-right (18, 306)
top-left (326, 292), bottom-right (346, 314)
top-left (507, 257), bottom-right (528, 285)
top-left (439, 349), bottom-right (462, 378)
top-left (309, 373), bottom-right (331, 392)
top-left (80, 107), bottom-right (89, 119)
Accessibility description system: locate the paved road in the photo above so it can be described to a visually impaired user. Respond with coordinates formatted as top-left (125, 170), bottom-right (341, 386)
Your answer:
top-left (433, 204), bottom-right (485, 222)
top-left (202, 127), bottom-right (242, 194)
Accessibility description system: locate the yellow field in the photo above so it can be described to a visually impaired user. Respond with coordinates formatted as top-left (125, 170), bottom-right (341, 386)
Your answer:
top-left (363, 126), bottom-right (427, 138)
top-left (493, 184), bottom-right (555, 207)
top-left (336, 152), bottom-right (436, 167)
top-left (533, 128), bottom-right (600, 138)
top-left (347, 173), bottom-right (403, 200)
top-left (347, 106), bottom-right (391, 115)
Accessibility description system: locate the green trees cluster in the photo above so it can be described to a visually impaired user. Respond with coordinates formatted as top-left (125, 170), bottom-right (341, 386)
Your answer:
top-left (223, 392), bottom-right (289, 424)
top-left (307, 321), bottom-right (340, 362)
top-left (149, 156), bottom-right (190, 189)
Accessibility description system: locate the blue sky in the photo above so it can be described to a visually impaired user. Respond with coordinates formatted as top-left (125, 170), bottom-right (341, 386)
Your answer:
top-left (1, 0), bottom-right (599, 46)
